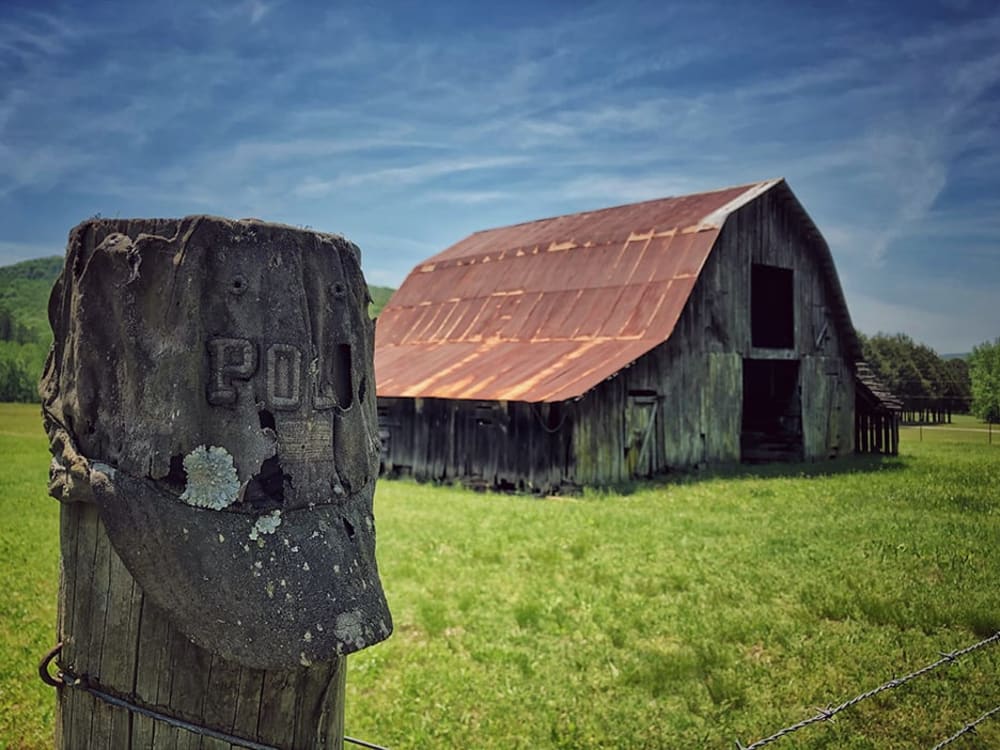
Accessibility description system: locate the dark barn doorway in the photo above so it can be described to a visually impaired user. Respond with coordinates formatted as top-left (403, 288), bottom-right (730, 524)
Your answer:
top-left (751, 264), bottom-right (794, 349)
top-left (741, 359), bottom-right (803, 462)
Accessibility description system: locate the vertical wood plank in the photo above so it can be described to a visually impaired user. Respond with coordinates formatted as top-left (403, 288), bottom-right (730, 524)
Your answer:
top-left (293, 659), bottom-right (345, 749)
top-left (256, 670), bottom-right (300, 744)
top-left (57, 506), bottom-right (345, 749)
top-left (230, 666), bottom-right (265, 743)
top-left (199, 653), bottom-right (242, 748)
top-left (166, 625), bottom-right (213, 750)
top-left (56, 503), bottom-right (78, 749)
top-left (60, 502), bottom-right (101, 750)
top-left (87, 517), bottom-right (115, 749)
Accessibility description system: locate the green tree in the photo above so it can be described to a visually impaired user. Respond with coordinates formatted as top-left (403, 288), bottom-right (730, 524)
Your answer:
top-left (941, 358), bottom-right (972, 413)
top-left (859, 331), bottom-right (966, 421)
top-left (367, 284), bottom-right (396, 318)
top-left (0, 340), bottom-right (47, 402)
top-left (0, 255), bottom-right (62, 341)
top-left (969, 338), bottom-right (1000, 423)
top-left (862, 332), bottom-right (926, 401)
top-left (0, 303), bottom-right (33, 343)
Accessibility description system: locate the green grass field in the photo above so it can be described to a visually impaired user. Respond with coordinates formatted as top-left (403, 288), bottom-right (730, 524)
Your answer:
top-left (1, 403), bottom-right (998, 749)
top-left (900, 414), bottom-right (998, 447)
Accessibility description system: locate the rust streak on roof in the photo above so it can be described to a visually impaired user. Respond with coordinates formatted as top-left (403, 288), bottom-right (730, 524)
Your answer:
top-left (375, 180), bottom-right (779, 402)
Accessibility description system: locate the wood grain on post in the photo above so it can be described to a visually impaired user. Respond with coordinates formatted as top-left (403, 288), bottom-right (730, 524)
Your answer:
top-left (57, 502), bottom-right (347, 749)
top-left (42, 217), bottom-right (391, 749)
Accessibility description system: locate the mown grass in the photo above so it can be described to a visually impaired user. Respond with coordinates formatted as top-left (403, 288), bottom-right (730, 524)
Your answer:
top-left (945, 414), bottom-right (987, 428)
top-left (901, 414), bottom-right (999, 447)
top-left (0, 403), bottom-right (59, 749)
top-left (1, 402), bottom-right (998, 749)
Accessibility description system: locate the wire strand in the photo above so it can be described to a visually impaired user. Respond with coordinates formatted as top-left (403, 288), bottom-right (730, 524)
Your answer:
top-left (39, 642), bottom-right (391, 750)
top-left (737, 631), bottom-right (1000, 750)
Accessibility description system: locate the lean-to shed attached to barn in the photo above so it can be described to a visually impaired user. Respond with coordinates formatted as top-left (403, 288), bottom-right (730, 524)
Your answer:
top-left (375, 178), bottom-right (891, 491)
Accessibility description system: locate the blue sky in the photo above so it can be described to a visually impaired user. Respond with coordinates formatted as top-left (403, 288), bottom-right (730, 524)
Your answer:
top-left (1, 0), bottom-right (997, 353)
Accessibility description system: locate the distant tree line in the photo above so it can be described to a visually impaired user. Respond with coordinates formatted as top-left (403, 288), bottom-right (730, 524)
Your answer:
top-left (857, 332), bottom-right (971, 424)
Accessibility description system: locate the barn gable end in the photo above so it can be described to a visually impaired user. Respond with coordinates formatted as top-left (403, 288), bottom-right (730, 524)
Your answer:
top-left (376, 179), bottom-right (886, 491)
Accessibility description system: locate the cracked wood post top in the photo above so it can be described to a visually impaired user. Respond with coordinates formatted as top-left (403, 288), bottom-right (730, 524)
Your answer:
top-left (41, 215), bottom-right (392, 669)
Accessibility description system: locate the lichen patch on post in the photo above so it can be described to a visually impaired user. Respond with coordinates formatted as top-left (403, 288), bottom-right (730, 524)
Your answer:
top-left (334, 610), bottom-right (366, 651)
top-left (249, 509), bottom-right (282, 541)
top-left (179, 445), bottom-right (241, 509)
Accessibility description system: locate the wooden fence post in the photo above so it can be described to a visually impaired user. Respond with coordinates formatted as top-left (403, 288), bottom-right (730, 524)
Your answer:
top-left (41, 217), bottom-right (391, 749)
top-left (56, 502), bottom-right (347, 749)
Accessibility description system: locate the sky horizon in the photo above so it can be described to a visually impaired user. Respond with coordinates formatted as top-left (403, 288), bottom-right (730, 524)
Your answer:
top-left (2, 0), bottom-right (997, 354)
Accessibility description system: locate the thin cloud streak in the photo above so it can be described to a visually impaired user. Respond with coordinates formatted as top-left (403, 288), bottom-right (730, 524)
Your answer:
top-left (0, 0), bottom-right (996, 353)
top-left (292, 156), bottom-right (531, 197)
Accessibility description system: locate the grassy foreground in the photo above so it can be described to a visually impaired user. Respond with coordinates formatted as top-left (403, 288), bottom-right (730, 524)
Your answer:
top-left (1, 403), bottom-right (997, 749)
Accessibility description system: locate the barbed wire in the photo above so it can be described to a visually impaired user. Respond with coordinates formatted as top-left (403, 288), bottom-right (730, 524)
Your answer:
top-left (736, 631), bottom-right (1000, 750)
top-left (39, 641), bottom-right (391, 750)
top-left (346, 736), bottom-right (391, 750)
top-left (931, 705), bottom-right (1000, 750)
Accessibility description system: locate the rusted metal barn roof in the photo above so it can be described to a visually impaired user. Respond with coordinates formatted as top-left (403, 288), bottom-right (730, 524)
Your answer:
top-left (375, 178), bottom-right (850, 402)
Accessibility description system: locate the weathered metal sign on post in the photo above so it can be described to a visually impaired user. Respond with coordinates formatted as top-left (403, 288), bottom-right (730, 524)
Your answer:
top-left (39, 216), bottom-right (391, 748)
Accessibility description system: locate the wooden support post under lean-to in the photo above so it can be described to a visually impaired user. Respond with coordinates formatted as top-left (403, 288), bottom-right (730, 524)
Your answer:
top-left (40, 216), bottom-right (392, 748)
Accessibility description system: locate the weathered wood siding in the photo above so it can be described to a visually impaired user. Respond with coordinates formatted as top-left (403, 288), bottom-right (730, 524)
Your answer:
top-left (717, 188), bottom-right (856, 459)
top-left (379, 397), bottom-right (574, 491)
top-left (377, 187), bottom-right (856, 488)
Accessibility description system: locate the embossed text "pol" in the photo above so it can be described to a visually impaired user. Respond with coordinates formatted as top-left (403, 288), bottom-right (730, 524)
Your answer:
top-left (206, 337), bottom-right (351, 411)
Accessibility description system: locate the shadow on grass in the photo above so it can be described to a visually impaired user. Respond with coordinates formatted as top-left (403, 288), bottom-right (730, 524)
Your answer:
top-left (582, 453), bottom-right (910, 497)
top-left (686, 452), bottom-right (904, 481)
top-left (381, 453), bottom-right (909, 500)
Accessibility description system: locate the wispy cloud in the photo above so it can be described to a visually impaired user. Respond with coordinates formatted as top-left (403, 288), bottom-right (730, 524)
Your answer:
top-left (418, 190), bottom-right (515, 206)
top-left (556, 175), bottom-right (702, 206)
top-left (862, 132), bottom-right (950, 264)
top-left (201, 0), bottom-right (277, 25)
top-left (825, 10), bottom-right (1000, 266)
top-left (247, 0), bottom-right (272, 24)
top-left (0, 10), bottom-right (76, 64)
top-left (292, 156), bottom-right (529, 198)
top-left (0, 0), bottom-right (997, 352)
top-left (0, 142), bottom-right (96, 198)
top-left (226, 134), bottom-right (433, 165)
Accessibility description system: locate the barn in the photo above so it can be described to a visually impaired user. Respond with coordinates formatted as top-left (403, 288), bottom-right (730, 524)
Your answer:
top-left (374, 178), bottom-right (897, 491)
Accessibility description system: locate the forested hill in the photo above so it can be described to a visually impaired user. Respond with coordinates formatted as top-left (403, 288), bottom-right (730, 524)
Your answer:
top-left (0, 256), bottom-right (62, 342)
top-left (368, 285), bottom-right (395, 318)
top-left (0, 256), bottom-right (60, 402)
top-left (0, 255), bottom-right (395, 402)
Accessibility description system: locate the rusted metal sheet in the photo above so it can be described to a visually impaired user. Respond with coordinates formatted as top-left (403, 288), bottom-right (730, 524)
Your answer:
top-left (375, 181), bottom-right (771, 402)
